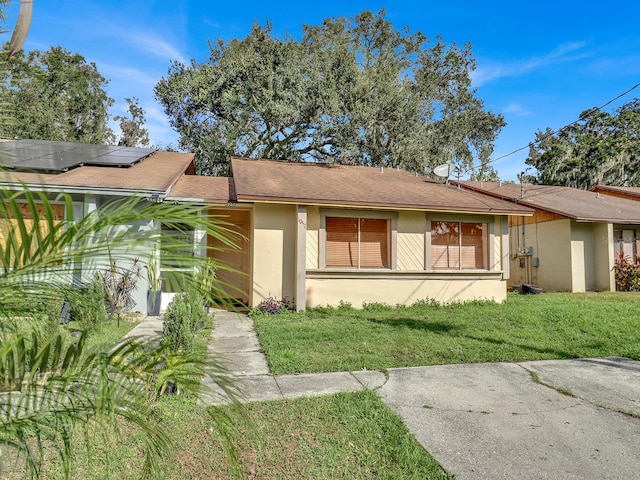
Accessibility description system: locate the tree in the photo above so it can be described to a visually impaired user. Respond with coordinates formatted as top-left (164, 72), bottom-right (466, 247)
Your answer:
top-left (155, 9), bottom-right (504, 178)
top-left (114, 97), bottom-right (150, 147)
top-left (525, 99), bottom-right (640, 189)
top-left (0, 46), bottom-right (114, 144)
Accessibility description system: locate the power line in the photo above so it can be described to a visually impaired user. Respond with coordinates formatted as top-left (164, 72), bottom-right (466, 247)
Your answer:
top-left (462, 81), bottom-right (640, 176)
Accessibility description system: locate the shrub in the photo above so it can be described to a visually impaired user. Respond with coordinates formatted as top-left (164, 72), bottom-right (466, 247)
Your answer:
top-left (362, 301), bottom-right (391, 311)
top-left (185, 284), bottom-right (207, 325)
top-left (163, 286), bottom-right (207, 353)
top-left (163, 293), bottom-right (192, 353)
top-left (252, 296), bottom-right (294, 315)
top-left (44, 298), bottom-right (64, 338)
top-left (71, 280), bottom-right (110, 330)
top-left (614, 251), bottom-right (640, 291)
top-left (337, 300), bottom-right (354, 311)
top-left (410, 298), bottom-right (440, 308)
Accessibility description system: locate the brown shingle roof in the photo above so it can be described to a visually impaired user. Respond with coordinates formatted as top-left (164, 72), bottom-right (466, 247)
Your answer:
top-left (0, 151), bottom-right (194, 194)
top-left (230, 157), bottom-right (533, 215)
top-left (167, 175), bottom-right (235, 204)
top-left (460, 181), bottom-right (640, 224)
top-left (591, 185), bottom-right (640, 200)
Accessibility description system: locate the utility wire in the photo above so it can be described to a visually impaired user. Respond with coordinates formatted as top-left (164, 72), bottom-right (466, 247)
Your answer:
top-left (461, 81), bottom-right (640, 176)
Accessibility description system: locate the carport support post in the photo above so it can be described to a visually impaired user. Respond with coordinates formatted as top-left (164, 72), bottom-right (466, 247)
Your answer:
top-left (295, 206), bottom-right (307, 311)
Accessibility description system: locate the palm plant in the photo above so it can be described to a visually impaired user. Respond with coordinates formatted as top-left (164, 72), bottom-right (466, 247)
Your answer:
top-left (0, 184), bottom-right (241, 478)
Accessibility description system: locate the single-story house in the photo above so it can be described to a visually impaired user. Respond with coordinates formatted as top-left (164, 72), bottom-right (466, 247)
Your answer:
top-left (168, 157), bottom-right (532, 309)
top-left (456, 181), bottom-right (640, 292)
top-left (0, 140), bottom-right (534, 310)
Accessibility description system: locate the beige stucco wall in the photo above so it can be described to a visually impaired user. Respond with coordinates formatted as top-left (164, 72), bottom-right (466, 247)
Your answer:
top-left (570, 222), bottom-right (596, 292)
top-left (510, 219), bottom-right (572, 291)
top-left (593, 222), bottom-right (614, 291)
top-left (510, 218), bottom-right (617, 293)
top-left (306, 275), bottom-right (507, 308)
top-left (251, 203), bottom-right (297, 305)
top-left (396, 211), bottom-right (425, 270)
top-left (252, 204), bottom-right (510, 309)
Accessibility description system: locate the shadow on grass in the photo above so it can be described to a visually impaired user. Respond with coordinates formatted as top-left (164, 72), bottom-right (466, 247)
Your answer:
top-left (368, 316), bottom-right (580, 361)
top-left (368, 316), bottom-right (458, 334)
top-left (461, 334), bottom-right (577, 359)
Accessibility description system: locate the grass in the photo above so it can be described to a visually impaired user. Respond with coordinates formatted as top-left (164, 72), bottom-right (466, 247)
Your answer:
top-left (1, 391), bottom-right (449, 480)
top-left (7, 291), bottom-right (638, 478)
top-left (1, 312), bottom-right (450, 480)
top-left (252, 292), bottom-right (640, 374)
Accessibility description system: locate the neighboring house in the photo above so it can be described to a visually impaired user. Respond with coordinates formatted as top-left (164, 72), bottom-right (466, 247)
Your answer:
top-left (591, 185), bottom-right (640, 202)
top-left (456, 181), bottom-right (640, 293)
top-left (0, 139), bottom-right (197, 310)
top-left (0, 140), bottom-right (534, 310)
top-left (591, 185), bottom-right (640, 263)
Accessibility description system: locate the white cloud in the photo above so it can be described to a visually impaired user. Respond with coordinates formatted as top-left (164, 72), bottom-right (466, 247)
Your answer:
top-left (203, 17), bottom-right (221, 29)
top-left (93, 20), bottom-right (188, 65)
top-left (97, 62), bottom-right (160, 89)
top-left (472, 41), bottom-right (589, 86)
top-left (502, 103), bottom-right (531, 116)
top-left (121, 30), bottom-right (188, 64)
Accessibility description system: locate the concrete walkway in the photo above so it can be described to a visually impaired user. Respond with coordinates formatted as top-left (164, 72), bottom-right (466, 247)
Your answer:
top-left (122, 315), bottom-right (163, 345)
top-left (198, 310), bottom-right (386, 404)
top-left (129, 311), bottom-right (640, 479)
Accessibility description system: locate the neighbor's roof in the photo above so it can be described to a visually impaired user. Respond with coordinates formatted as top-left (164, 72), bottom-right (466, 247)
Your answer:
top-left (0, 150), bottom-right (195, 195)
top-left (591, 185), bottom-right (640, 200)
top-left (230, 157), bottom-right (533, 215)
top-left (459, 181), bottom-right (640, 224)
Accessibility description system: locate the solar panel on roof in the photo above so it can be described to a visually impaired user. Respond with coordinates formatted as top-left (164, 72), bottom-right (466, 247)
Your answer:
top-left (0, 140), bottom-right (158, 173)
top-left (12, 154), bottom-right (81, 171)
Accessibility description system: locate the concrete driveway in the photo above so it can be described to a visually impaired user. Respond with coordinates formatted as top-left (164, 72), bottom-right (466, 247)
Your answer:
top-left (378, 357), bottom-right (640, 480)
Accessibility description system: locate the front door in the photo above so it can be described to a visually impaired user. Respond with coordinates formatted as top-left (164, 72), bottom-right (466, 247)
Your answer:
top-left (208, 209), bottom-right (251, 305)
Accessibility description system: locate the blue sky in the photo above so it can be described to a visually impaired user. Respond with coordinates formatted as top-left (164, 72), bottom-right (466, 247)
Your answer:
top-left (3, 0), bottom-right (640, 180)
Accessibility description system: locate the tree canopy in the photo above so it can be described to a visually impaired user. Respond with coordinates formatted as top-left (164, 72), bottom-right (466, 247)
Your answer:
top-left (0, 46), bottom-right (114, 144)
top-left (525, 99), bottom-right (640, 189)
top-left (114, 97), bottom-right (150, 147)
top-left (155, 9), bottom-right (504, 177)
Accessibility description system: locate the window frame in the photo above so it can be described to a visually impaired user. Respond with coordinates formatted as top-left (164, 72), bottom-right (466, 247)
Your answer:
top-left (426, 215), bottom-right (495, 272)
top-left (160, 223), bottom-right (196, 291)
top-left (319, 209), bottom-right (397, 270)
top-left (614, 228), bottom-right (638, 262)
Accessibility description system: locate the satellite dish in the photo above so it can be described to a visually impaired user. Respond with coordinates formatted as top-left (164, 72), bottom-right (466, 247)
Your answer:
top-left (433, 163), bottom-right (452, 178)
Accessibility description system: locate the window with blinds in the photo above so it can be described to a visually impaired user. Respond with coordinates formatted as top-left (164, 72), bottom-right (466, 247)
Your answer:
top-left (326, 217), bottom-right (389, 268)
top-left (431, 221), bottom-right (487, 270)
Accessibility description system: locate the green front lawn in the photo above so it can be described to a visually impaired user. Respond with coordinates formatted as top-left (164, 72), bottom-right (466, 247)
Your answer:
top-left (2, 391), bottom-right (449, 480)
top-left (253, 292), bottom-right (640, 374)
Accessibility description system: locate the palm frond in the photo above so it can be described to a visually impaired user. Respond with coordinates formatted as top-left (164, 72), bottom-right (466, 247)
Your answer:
top-left (0, 181), bottom-right (244, 477)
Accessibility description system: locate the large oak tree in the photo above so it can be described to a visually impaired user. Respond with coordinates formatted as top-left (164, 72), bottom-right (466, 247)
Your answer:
top-left (526, 99), bottom-right (640, 189)
top-left (155, 10), bottom-right (504, 177)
